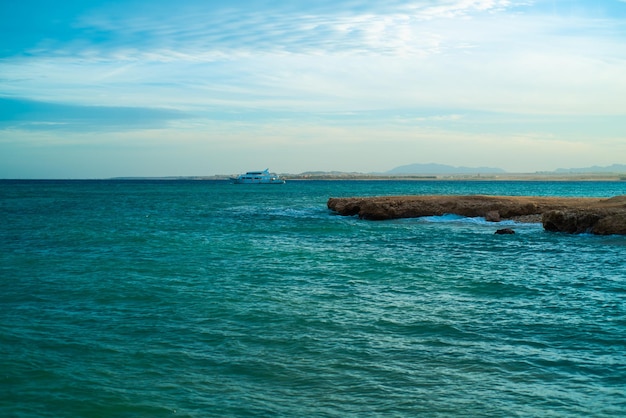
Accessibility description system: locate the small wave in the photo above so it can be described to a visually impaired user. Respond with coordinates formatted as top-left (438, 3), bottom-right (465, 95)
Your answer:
top-left (412, 214), bottom-right (542, 228)
top-left (229, 205), bottom-right (330, 220)
top-left (268, 207), bottom-right (329, 219)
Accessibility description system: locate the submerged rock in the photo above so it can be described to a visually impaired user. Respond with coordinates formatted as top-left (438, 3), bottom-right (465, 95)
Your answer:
top-left (495, 228), bottom-right (515, 235)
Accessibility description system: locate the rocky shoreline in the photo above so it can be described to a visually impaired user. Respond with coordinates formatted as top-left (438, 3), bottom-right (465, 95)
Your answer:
top-left (327, 195), bottom-right (626, 235)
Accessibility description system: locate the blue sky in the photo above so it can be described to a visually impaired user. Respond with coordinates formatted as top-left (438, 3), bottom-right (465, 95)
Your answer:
top-left (1, 0), bottom-right (625, 178)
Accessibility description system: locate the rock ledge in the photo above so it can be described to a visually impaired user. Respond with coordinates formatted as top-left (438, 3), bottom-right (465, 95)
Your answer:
top-left (327, 195), bottom-right (626, 235)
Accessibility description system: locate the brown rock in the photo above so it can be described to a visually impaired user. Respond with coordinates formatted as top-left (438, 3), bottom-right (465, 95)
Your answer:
top-left (542, 210), bottom-right (602, 234)
top-left (327, 195), bottom-right (626, 235)
top-left (593, 213), bottom-right (626, 235)
top-left (485, 210), bottom-right (501, 222)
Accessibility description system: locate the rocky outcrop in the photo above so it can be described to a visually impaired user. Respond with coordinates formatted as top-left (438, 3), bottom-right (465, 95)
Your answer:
top-left (542, 196), bottom-right (626, 234)
top-left (495, 228), bottom-right (516, 235)
top-left (327, 195), bottom-right (626, 235)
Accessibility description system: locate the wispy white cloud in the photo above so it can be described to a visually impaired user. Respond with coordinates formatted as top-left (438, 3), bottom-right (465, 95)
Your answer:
top-left (28, 0), bottom-right (525, 61)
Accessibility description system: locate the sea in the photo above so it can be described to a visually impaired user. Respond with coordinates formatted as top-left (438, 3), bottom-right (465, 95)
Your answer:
top-left (1, 179), bottom-right (625, 417)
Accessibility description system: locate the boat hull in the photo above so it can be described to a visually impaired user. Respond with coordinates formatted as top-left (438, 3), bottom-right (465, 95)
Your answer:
top-left (230, 178), bottom-right (285, 184)
top-left (230, 169), bottom-right (285, 184)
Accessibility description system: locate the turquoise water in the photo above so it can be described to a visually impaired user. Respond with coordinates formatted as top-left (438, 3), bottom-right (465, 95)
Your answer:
top-left (1, 180), bottom-right (625, 417)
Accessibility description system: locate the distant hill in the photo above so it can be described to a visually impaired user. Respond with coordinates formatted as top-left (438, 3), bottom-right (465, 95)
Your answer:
top-left (386, 163), bottom-right (506, 175)
top-left (553, 164), bottom-right (626, 173)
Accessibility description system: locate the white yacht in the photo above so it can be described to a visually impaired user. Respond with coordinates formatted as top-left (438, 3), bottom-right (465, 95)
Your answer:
top-left (230, 169), bottom-right (285, 184)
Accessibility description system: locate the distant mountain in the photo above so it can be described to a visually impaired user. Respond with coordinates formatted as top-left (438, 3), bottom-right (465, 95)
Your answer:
top-left (386, 163), bottom-right (506, 175)
top-left (553, 164), bottom-right (626, 173)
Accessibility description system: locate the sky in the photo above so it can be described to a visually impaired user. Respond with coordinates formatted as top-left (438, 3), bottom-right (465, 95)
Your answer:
top-left (1, 0), bottom-right (626, 178)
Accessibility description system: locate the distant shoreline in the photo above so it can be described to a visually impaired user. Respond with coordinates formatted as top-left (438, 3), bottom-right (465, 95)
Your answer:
top-left (3, 174), bottom-right (626, 181)
top-left (119, 173), bottom-right (624, 181)
top-left (285, 174), bottom-right (626, 181)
